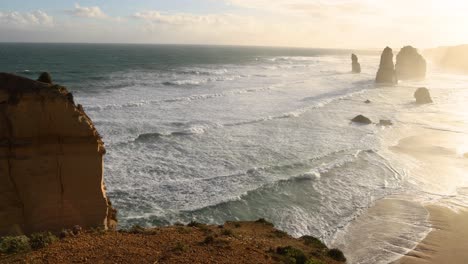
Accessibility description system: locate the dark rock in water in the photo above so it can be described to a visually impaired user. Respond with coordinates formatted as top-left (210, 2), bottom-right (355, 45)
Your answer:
top-left (351, 54), bottom-right (361, 73)
top-left (414, 87), bottom-right (433, 104)
top-left (364, 99), bottom-right (371, 104)
top-left (376, 47), bottom-right (397, 84)
top-left (378, 120), bottom-right (393, 126)
top-left (351, 115), bottom-right (372, 124)
top-left (396, 46), bottom-right (426, 80)
top-left (37, 72), bottom-right (53, 84)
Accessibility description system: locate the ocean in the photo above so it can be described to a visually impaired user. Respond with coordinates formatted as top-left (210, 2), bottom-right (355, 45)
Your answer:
top-left (1, 43), bottom-right (467, 263)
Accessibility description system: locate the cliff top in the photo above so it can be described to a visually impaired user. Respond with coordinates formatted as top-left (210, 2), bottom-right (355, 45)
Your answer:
top-left (0, 221), bottom-right (345, 264)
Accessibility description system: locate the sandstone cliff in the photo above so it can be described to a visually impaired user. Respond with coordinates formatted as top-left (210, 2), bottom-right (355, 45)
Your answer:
top-left (0, 73), bottom-right (116, 236)
top-left (395, 46), bottom-right (426, 80)
top-left (375, 47), bottom-right (397, 84)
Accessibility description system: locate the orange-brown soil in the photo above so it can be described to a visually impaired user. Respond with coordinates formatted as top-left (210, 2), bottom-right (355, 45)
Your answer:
top-left (0, 221), bottom-right (345, 264)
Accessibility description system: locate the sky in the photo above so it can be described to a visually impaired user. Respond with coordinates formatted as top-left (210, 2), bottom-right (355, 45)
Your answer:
top-left (1, 0), bottom-right (468, 49)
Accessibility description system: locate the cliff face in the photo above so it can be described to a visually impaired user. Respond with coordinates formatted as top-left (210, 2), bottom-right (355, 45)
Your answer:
top-left (375, 47), bottom-right (397, 84)
top-left (395, 46), bottom-right (426, 80)
top-left (0, 73), bottom-right (116, 236)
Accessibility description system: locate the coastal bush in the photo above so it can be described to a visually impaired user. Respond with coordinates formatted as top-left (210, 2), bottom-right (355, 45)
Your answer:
top-left (202, 235), bottom-right (215, 244)
top-left (276, 246), bottom-right (307, 264)
top-left (59, 229), bottom-right (73, 239)
top-left (327, 248), bottom-right (346, 262)
top-left (0, 236), bottom-right (31, 254)
top-left (221, 229), bottom-right (233, 236)
top-left (255, 218), bottom-right (274, 226)
top-left (305, 259), bottom-right (325, 264)
top-left (272, 230), bottom-right (288, 238)
top-left (37, 72), bottom-right (53, 84)
top-left (29, 232), bottom-right (58, 250)
top-left (187, 221), bottom-right (203, 228)
top-left (234, 223), bottom-right (241, 228)
top-left (300, 236), bottom-right (326, 249)
top-left (128, 225), bottom-right (156, 235)
top-left (173, 242), bottom-right (189, 253)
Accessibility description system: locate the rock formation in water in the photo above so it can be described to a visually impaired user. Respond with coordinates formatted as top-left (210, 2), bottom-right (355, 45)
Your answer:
top-left (351, 115), bottom-right (372, 124)
top-left (375, 47), bottom-right (397, 84)
top-left (351, 54), bottom-right (361, 73)
top-left (378, 120), bottom-right (393, 126)
top-left (0, 73), bottom-right (117, 236)
top-left (395, 46), bottom-right (426, 80)
top-left (414, 87), bottom-right (433, 104)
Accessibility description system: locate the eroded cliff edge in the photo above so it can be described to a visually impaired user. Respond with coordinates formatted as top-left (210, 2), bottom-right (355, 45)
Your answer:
top-left (0, 73), bottom-right (116, 236)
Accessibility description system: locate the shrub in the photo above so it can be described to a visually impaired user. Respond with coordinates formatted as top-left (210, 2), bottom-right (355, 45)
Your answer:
top-left (187, 221), bottom-right (203, 228)
top-left (272, 230), bottom-right (288, 238)
top-left (37, 72), bottom-right (53, 84)
top-left (129, 225), bottom-right (156, 234)
top-left (327, 248), bottom-right (346, 262)
top-left (202, 235), bottom-right (215, 244)
top-left (255, 218), bottom-right (274, 226)
top-left (276, 246), bottom-right (307, 264)
top-left (59, 229), bottom-right (73, 239)
top-left (221, 229), bottom-right (233, 236)
top-left (173, 242), bottom-right (189, 253)
top-left (300, 236), bottom-right (327, 249)
top-left (0, 236), bottom-right (31, 254)
top-left (305, 259), bottom-right (325, 264)
top-left (29, 232), bottom-right (58, 250)
top-left (234, 223), bottom-right (241, 228)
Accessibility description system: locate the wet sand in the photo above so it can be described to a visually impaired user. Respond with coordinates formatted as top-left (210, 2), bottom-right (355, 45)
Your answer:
top-left (396, 205), bottom-right (468, 264)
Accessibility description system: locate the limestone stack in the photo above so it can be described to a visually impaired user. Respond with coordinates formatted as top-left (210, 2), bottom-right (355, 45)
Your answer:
top-left (351, 54), bottom-right (361, 73)
top-left (0, 73), bottom-right (117, 236)
top-left (375, 47), bottom-right (397, 84)
top-left (395, 46), bottom-right (426, 80)
top-left (414, 87), bottom-right (433, 104)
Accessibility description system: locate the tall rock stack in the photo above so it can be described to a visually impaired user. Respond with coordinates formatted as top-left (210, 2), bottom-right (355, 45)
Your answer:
top-left (0, 73), bottom-right (117, 236)
top-left (375, 47), bottom-right (397, 84)
top-left (395, 46), bottom-right (427, 80)
top-left (351, 54), bottom-right (361, 73)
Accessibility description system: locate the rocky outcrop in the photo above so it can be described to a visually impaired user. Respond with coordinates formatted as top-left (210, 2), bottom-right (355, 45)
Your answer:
top-left (0, 73), bottom-right (116, 236)
top-left (375, 47), bottom-right (397, 84)
top-left (351, 54), bottom-right (361, 73)
top-left (396, 46), bottom-right (426, 80)
top-left (351, 115), bottom-right (372, 124)
top-left (414, 87), bottom-right (433, 104)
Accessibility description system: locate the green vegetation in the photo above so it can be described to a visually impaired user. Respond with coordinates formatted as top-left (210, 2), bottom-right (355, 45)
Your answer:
top-left (276, 246), bottom-right (307, 264)
top-left (172, 242), bottom-right (189, 253)
top-left (255, 218), bottom-right (274, 226)
top-left (29, 232), bottom-right (58, 250)
top-left (37, 72), bottom-right (53, 84)
top-left (0, 236), bottom-right (31, 254)
top-left (305, 259), bottom-right (325, 264)
top-left (128, 225), bottom-right (156, 235)
top-left (202, 235), bottom-right (215, 244)
top-left (327, 248), bottom-right (347, 262)
top-left (221, 229), bottom-right (234, 236)
top-left (300, 235), bottom-right (327, 249)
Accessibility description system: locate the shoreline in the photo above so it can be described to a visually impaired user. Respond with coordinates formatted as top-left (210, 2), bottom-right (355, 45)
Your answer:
top-left (395, 205), bottom-right (468, 264)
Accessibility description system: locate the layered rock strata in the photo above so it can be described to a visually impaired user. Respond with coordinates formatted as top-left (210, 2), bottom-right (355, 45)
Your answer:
top-left (0, 73), bottom-right (116, 236)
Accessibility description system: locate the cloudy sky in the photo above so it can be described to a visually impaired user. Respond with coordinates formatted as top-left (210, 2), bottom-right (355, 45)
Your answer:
top-left (1, 0), bottom-right (467, 48)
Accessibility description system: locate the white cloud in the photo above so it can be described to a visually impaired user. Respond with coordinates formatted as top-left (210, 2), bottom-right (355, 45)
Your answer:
top-left (68, 3), bottom-right (107, 19)
top-left (133, 11), bottom-right (234, 27)
top-left (0, 10), bottom-right (54, 27)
